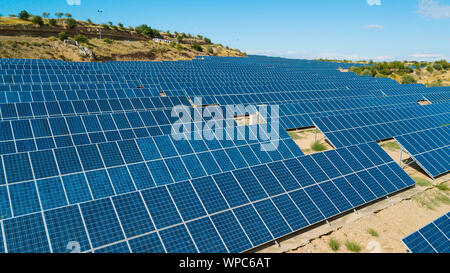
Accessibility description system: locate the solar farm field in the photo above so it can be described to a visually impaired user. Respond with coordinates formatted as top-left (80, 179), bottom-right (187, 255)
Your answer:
top-left (0, 55), bottom-right (448, 253)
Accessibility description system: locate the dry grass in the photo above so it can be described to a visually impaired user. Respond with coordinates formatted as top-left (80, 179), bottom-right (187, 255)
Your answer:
top-left (0, 35), bottom-right (244, 61)
top-left (0, 17), bottom-right (32, 25)
top-left (381, 141), bottom-right (400, 151)
top-left (417, 69), bottom-right (450, 86)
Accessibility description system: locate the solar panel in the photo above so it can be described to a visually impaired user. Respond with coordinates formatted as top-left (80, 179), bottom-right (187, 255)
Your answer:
top-left (396, 126), bottom-right (450, 177)
top-left (402, 212), bottom-right (450, 253)
top-left (0, 55), bottom-right (446, 253)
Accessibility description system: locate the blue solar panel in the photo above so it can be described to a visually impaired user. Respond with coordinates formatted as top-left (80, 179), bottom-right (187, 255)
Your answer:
top-left (128, 232), bottom-right (165, 253)
top-left (210, 211), bottom-right (252, 252)
top-left (403, 212), bottom-right (450, 253)
top-left (186, 217), bottom-right (228, 253)
top-left (3, 213), bottom-right (50, 253)
top-left (80, 198), bottom-right (125, 248)
top-left (44, 205), bottom-right (91, 253)
top-left (0, 56), bottom-right (437, 253)
top-left (112, 192), bottom-right (154, 238)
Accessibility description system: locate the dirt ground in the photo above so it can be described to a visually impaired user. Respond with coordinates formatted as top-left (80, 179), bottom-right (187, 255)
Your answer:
top-left (288, 128), bottom-right (334, 155)
top-left (261, 139), bottom-right (450, 253)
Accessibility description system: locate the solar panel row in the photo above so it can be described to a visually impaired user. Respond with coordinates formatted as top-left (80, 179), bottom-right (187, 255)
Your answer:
top-left (396, 126), bottom-right (450, 177)
top-left (313, 102), bottom-right (450, 148)
top-left (402, 212), bottom-right (450, 253)
top-left (0, 142), bottom-right (414, 253)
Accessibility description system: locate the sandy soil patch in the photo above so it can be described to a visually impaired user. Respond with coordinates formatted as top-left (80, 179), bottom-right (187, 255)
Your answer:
top-left (288, 128), bottom-right (334, 155)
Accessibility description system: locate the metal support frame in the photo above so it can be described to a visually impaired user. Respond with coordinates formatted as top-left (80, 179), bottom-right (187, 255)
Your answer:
top-left (97, 10), bottom-right (103, 40)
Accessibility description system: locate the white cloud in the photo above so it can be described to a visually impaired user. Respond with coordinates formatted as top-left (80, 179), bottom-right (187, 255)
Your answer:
top-left (367, 0), bottom-right (381, 6)
top-left (361, 24), bottom-right (384, 29)
top-left (418, 0), bottom-right (450, 19)
top-left (411, 53), bottom-right (442, 58)
top-left (373, 55), bottom-right (395, 61)
top-left (410, 53), bottom-right (446, 61)
top-left (67, 0), bottom-right (81, 5)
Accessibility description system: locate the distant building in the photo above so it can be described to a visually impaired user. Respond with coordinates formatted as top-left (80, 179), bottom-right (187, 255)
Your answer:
top-left (152, 38), bottom-right (171, 44)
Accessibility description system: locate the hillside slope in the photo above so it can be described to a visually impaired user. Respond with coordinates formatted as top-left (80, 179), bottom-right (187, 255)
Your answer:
top-left (0, 16), bottom-right (246, 61)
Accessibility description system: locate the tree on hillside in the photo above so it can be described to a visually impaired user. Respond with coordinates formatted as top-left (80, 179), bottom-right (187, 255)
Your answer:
top-left (433, 63), bottom-right (443, 71)
top-left (360, 69), bottom-right (372, 76)
top-left (108, 21), bottom-right (113, 26)
top-left (65, 13), bottom-right (72, 18)
top-left (32, 16), bottom-right (44, 26)
top-left (135, 24), bottom-right (161, 38)
top-left (65, 18), bottom-right (77, 29)
top-left (118, 23), bottom-right (124, 28)
top-left (204, 37), bottom-right (212, 44)
top-left (58, 32), bottom-right (68, 41)
top-left (426, 65), bottom-right (434, 73)
top-left (401, 74), bottom-right (417, 84)
top-left (55, 12), bottom-right (64, 18)
top-left (42, 12), bottom-right (50, 18)
top-left (19, 10), bottom-right (30, 20)
top-left (48, 18), bottom-right (57, 26)
top-left (74, 34), bottom-right (89, 44)
top-left (87, 19), bottom-right (93, 24)
top-left (191, 43), bottom-right (203, 52)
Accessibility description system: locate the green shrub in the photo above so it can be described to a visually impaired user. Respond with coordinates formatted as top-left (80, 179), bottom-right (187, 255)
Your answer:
top-left (311, 141), bottom-right (326, 152)
top-left (436, 184), bottom-right (449, 191)
top-left (176, 44), bottom-right (183, 51)
top-left (413, 177), bottom-right (432, 187)
top-left (103, 38), bottom-right (113, 44)
top-left (207, 46), bottom-right (214, 54)
top-left (360, 69), bottom-right (372, 76)
top-left (65, 18), bottom-right (77, 29)
top-left (328, 238), bottom-right (340, 251)
top-left (433, 63), bottom-right (443, 71)
top-left (367, 228), bottom-right (379, 237)
top-left (48, 18), bottom-right (57, 26)
top-left (345, 240), bottom-right (361, 252)
top-left (401, 74), bottom-right (417, 84)
top-left (74, 34), bottom-right (89, 44)
top-left (87, 19), bottom-right (93, 24)
top-left (204, 37), bottom-right (212, 44)
top-left (31, 16), bottom-right (44, 26)
top-left (19, 10), bottom-right (30, 20)
top-left (426, 65), bottom-right (434, 73)
top-left (58, 32), bottom-right (68, 41)
top-left (191, 43), bottom-right (203, 52)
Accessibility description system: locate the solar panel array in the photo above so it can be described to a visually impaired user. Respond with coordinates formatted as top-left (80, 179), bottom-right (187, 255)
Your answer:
top-left (402, 212), bottom-right (450, 253)
top-left (0, 55), bottom-right (448, 253)
top-left (312, 102), bottom-right (450, 148)
top-left (395, 126), bottom-right (450, 178)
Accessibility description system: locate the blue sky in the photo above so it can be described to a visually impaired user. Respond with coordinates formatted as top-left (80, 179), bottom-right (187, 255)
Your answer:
top-left (1, 0), bottom-right (449, 61)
